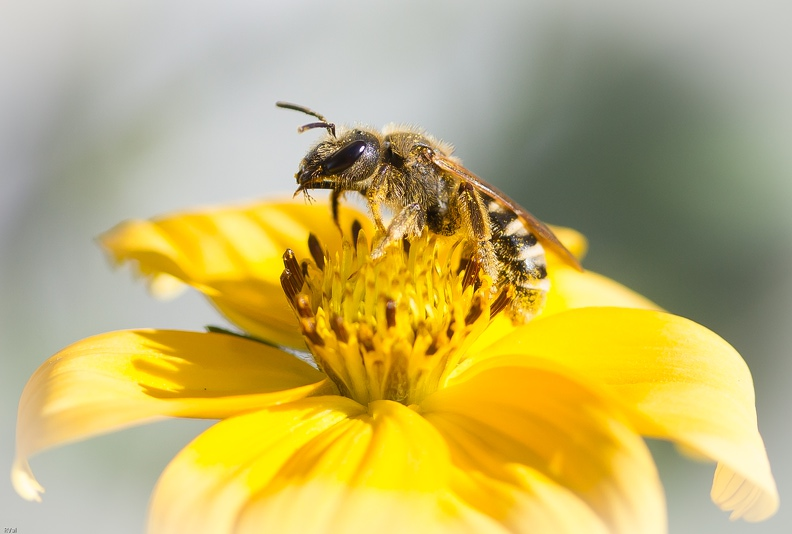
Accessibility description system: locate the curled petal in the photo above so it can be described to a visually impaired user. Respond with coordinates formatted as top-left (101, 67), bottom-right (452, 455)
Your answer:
top-left (423, 359), bottom-right (665, 534)
top-left (480, 307), bottom-right (779, 521)
top-left (100, 201), bottom-right (373, 349)
top-left (547, 225), bottom-right (588, 262)
top-left (543, 224), bottom-right (657, 314)
top-left (543, 267), bottom-right (660, 316)
top-left (13, 330), bottom-right (330, 502)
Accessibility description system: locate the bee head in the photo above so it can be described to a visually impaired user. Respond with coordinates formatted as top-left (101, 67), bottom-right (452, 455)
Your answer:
top-left (277, 102), bottom-right (383, 196)
top-left (293, 128), bottom-right (382, 194)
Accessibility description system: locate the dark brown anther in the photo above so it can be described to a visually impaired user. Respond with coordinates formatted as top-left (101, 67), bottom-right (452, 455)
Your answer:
top-left (282, 249), bottom-right (305, 289)
top-left (464, 294), bottom-right (485, 325)
top-left (401, 238), bottom-right (411, 256)
top-left (351, 219), bottom-right (363, 244)
top-left (462, 258), bottom-right (481, 289)
top-left (280, 270), bottom-right (299, 304)
top-left (385, 299), bottom-right (397, 328)
top-left (295, 294), bottom-right (315, 318)
top-left (446, 318), bottom-right (456, 340)
top-left (456, 257), bottom-right (469, 275)
top-left (425, 339), bottom-right (439, 356)
top-left (300, 318), bottom-right (325, 346)
top-left (301, 260), bottom-right (310, 279)
top-left (490, 287), bottom-right (513, 318)
top-left (307, 233), bottom-right (325, 270)
top-left (358, 324), bottom-right (375, 352)
top-left (330, 315), bottom-right (349, 343)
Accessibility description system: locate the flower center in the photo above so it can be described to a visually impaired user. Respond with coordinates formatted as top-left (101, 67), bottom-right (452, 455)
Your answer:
top-left (280, 222), bottom-right (509, 406)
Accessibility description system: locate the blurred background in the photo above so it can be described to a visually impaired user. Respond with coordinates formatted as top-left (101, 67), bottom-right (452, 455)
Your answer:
top-left (1, 1), bottom-right (789, 532)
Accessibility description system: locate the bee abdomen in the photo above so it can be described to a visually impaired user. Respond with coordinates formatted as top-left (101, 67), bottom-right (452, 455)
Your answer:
top-left (485, 199), bottom-right (550, 323)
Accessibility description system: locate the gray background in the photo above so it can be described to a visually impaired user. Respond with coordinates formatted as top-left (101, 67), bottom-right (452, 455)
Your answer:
top-left (1, 1), bottom-right (790, 532)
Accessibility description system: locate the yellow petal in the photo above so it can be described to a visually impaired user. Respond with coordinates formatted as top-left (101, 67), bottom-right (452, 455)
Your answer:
top-left (150, 397), bottom-right (494, 534)
top-left (12, 329), bottom-right (330, 502)
top-left (99, 201), bottom-right (373, 349)
top-left (470, 266), bottom-right (659, 354)
top-left (423, 358), bottom-right (665, 534)
top-left (545, 223), bottom-right (655, 313)
top-left (544, 267), bottom-right (660, 316)
top-left (480, 307), bottom-right (778, 521)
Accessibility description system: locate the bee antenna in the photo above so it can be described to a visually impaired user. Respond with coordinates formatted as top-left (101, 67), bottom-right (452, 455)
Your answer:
top-left (297, 121), bottom-right (337, 138)
top-left (276, 101), bottom-right (336, 138)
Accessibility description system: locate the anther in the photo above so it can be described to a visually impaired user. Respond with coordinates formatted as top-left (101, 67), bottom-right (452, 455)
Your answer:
top-left (464, 294), bottom-right (485, 325)
top-left (330, 315), bottom-right (349, 343)
top-left (351, 219), bottom-right (363, 244)
top-left (385, 299), bottom-right (397, 328)
top-left (300, 318), bottom-right (325, 346)
top-left (295, 294), bottom-right (314, 319)
top-left (490, 287), bottom-right (512, 317)
top-left (308, 233), bottom-right (325, 270)
top-left (401, 238), bottom-right (411, 256)
top-left (462, 258), bottom-right (481, 289)
top-left (280, 270), bottom-right (299, 304)
top-left (457, 257), bottom-right (469, 275)
top-left (446, 318), bottom-right (456, 340)
top-left (425, 339), bottom-right (439, 356)
top-left (282, 249), bottom-right (304, 289)
top-left (358, 324), bottom-right (375, 352)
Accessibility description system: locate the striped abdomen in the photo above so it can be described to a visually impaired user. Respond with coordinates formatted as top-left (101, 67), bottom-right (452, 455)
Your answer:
top-left (483, 194), bottom-right (550, 323)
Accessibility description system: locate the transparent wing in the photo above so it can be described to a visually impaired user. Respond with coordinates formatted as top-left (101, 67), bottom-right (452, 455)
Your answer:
top-left (431, 153), bottom-right (583, 271)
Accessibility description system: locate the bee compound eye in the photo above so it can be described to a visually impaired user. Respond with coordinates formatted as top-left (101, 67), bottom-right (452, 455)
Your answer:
top-left (321, 140), bottom-right (367, 175)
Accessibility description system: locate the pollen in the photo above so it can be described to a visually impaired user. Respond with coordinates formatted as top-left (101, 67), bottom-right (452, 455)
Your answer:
top-left (280, 222), bottom-right (510, 406)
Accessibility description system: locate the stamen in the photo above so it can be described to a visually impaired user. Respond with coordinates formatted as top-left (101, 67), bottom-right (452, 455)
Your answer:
top-left (351, 219), bottom-right (363, 244)
top-left (425, 339), bottom-right (439, 356)
top-left (462, 257), bottom-right (481, 290)
top-left (385, 299), bottom-right (397, 328)
top-left (282, 249), bottom-right (304, 289)
top-left (446, 319), bottom-right (457, 341)
top-left (308, 233), bottom-right (325, 270)
top-left (330, 315), bottom-right (349, 343)
top-left (294, 294), bottom-right (314, 318)
top-left (358, 323), bottom-right (375, 352)
top-left (490, 287), bottom-right (512, 317)
top-left (279, 247), bottom-right (305, 305)
top-left (299, 317), bottom-right (324, 346)
top-left (281, 230), bottom-right (504, 405)
top-left (280, 270), bottom-right (298, 303)
top-left (464, 294), bottom-right (485, 325)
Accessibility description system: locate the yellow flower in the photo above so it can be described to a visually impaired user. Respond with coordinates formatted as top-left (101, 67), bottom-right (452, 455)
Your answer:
top-left (12, 201), bottom-right (777, 533)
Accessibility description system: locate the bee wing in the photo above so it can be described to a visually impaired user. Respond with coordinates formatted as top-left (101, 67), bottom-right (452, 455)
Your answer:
top-left (431, 153), bottom-right (583, 271)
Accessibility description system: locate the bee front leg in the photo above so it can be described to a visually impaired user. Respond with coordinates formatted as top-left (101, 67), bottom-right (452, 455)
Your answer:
top-left (365, 168), bottom-right (390, 234)
top-left (368, 200), bottom-right (388, 234)
top-left (330, 189), bottom-right (343, 228)
top-left (371, 203), bottom-right (425, 259)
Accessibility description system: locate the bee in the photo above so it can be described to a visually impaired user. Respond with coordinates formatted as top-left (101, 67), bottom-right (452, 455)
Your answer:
top-left (276, 101), bottom-right (581, 323)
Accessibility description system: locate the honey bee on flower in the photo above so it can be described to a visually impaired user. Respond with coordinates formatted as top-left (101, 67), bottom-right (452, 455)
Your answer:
top-left (277, 101), bottom-right (582, 324)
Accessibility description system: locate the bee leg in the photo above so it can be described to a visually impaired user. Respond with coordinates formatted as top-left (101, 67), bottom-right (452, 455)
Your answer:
top-left (371, 203), bottom-right (425, 259)
top-left (457, 182), bottom-right (498, 282)
top-left (365, 169), bottom-right (390, 234)
top-left (473, 240), bottom-right (498, 284)
top-left (368, 200), bottom-right (388, 234)
top-left (457, 182), bottom-right (490, 241)
top-left (330, 189), bottom-right (343, 228)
